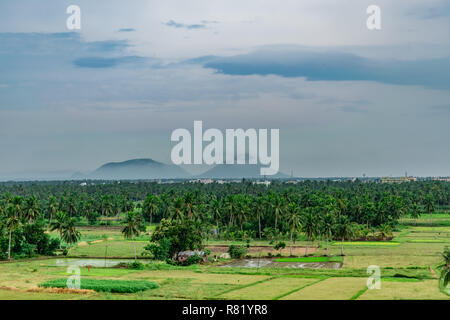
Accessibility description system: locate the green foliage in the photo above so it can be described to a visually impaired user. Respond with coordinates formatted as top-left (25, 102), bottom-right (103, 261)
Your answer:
top-left (185, 253), bottom-right (204, 266)
top-left (121, 211), bottom-right (142, 239)
top-left (273, 241), bottom-right (286, 251)
top-left (0, 220), bottom-right (60, 259)
top-left (86, 211), bottom-right (100, 225)
top-left (144, 237), bottom-right (172, 261)
top-left (150, 219), bottom-right (203, 259)
top-left (61, 218), bottom-right (81, 246)
top-left (228, 244), bottom-right (248, 259)
top-left (39, 278), bottom-right (158, 293)
top-left (439, 246), bottom-right (449, 293)
top-left (128, 261), bottom-right (145, 270)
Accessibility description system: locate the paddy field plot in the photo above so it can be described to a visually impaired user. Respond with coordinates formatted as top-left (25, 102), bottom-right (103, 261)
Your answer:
top-left (218, 277), bottom-right (319, 300)
top-left (69, 241), bottom-right (148, 258)
top-left (280, 277), bottom-right (367, 300)
top-left (358, 280), bottom-right (448, 300)
top-left (119, 270), bottom-right (269, 285)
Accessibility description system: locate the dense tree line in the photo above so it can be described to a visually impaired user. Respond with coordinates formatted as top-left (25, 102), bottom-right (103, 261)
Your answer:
top-left (0, 180), bottom-right (448, 258)
top-left (0, 195), bottom-right (61, 260)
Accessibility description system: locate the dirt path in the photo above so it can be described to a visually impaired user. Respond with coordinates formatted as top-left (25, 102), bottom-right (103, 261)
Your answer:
top-left (428, 265), bottom-right (439, 279)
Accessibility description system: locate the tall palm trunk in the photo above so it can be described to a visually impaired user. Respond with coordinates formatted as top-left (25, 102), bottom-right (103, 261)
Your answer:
top-left (258, 214), bottom-right (262, 239)
top-left (341, 238), bottom-right (344, 256)
top-left (8, 230), bottom-right (12, 260)
top-left (305, 237), bottom-right (309, 257)
top-left (289, 227), bottom-right (294, 256)
top-left (48, 212), bottom-right (53, 229)
top-left (229, 213), bottom-right (233, 226)
top-left (325, 234), bottom-right (329, 256)
top-left (216, 220), bottom-right (220, 238)
top-left (274, 212), bottom-right (278, 230)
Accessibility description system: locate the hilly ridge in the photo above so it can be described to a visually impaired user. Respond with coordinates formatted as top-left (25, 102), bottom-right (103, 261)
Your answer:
top-left (87, 158), bottom-right (190, 180)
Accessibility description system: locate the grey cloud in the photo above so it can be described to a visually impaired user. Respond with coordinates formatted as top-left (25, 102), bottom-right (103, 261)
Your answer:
top-left (73, 56), bottom-right (146, 68)
top-left (187, 48), bottom-right (450, 90)
top-left (118, 28), bottom-right (136, 32)
top-left (164, 20), bottom-right (206, 30)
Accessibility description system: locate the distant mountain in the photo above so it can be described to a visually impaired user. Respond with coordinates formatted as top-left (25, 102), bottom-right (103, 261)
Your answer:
top-left (87, 159), bottom-right (190, 180)
top-left (197, 164), bottom-right (289, 179)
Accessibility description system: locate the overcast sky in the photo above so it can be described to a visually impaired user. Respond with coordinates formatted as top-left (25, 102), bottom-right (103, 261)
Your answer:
top-left (0, 0), bottom-right (449, 178)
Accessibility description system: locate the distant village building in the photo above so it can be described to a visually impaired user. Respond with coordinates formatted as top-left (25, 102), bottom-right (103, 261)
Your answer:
top-left (188, 179), bottom-right (214, 184)
top-left (381, 176), bottom-right (417, 184)
top-left (175, 250), bottom-right (208, 264)
top-left (253, 180), bottom-right (271, 186)
top-left (433, 177), bottom-right (450, 182)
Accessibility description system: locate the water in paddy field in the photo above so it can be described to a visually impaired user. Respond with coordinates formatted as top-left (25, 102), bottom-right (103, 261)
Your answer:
top-left (221, 258), bottom-right (342, 269)
top-left (52, 258), bottom-right (151, 268)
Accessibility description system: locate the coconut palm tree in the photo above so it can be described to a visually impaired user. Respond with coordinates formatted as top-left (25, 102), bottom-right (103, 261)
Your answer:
top-left (50, 211), bottom-right (69, 249)
top-left (424, 194), bottom-right (435, 226)
top-left (235, 195), bottom-right (249, 231)
top-left (287, 203), bottom-right (302, 256)
top-left (253, 197), bottom-right (265, 239)
top-left (439, 246), bottom-right (449, 292)
top-left (270, 194), bottom-right (284, 230)
top-left (122, 211), bottom-right (142, 260)
top-left (409, 202), bottom-right (422, 226)
top-left (10, 196), bottom-right (24, 219)
top-left (334, 215), bottom-right (354, 256)
top-left (321, 212), bottom-right (335, 256)
top-left (143, 194), bottom-right (161, 227)
top-left (183, 192), bottom-right (195, 219)
top-left (24, 195), bottom-right (40, 223)
top-left (169, 197), bottom-right (185, 222)
top-left (209, 198), bottom-right (222, 237)
top-left (62, 218), bottom-right (81, 247)
top-left (67, 195), bottom-right (77, 218)
top-left (378, 224), bottom-right (393, 240)
top-left (47, 196), bottom-right (58, 229)
top-left (301, 209), bottom-right (318, 257)
top-left (6, 205), bottom-right (21, 260)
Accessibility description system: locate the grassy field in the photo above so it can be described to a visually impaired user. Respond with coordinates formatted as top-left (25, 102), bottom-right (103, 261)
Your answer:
top-left (279, 277), bottom-right (367, 300)
top-left (0, 217), bottom-right (448, 300)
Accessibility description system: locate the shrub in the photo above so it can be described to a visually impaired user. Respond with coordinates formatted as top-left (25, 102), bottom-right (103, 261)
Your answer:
top-left (128, 261), bottom-right (145, 270)
top-left (228, 245), bottom-right (248, 259)
top-left (39, 279), bottom-right (158, 293)
top-left (144, 237), bottom-right (172, 261)
top-left (149, 219), bottom-right (203, 259)
top-left (185, 253), bottom-right (204, 266)
top-left (86, 212), bottom-right (100, 225)
top-left (273, 241), bottom-right (286, 251)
